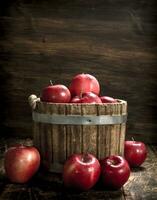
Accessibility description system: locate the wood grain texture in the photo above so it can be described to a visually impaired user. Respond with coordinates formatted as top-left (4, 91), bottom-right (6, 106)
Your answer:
top-left (81, 104), bottom-right (98, 156)
top-left (0, 0), bottom-right (157, 143)
top-left (33, 100), bottom-right (127, 172)
top-left (0, 137), bottom-right (157, 200)
top-left (66, 103), bottom-right (82, 157)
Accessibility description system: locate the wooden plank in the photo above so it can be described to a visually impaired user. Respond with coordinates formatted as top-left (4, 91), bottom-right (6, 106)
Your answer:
top-left (42, 103), bottom-right (53, 170)
top-left (32, 102), bottom-right (41, 151)
top-left (97, 102), bottom-right (126, 158)
top-left (123, 145), bottom-right (157, 200)
top-left (105, 104), bottom-right (112, 156)
top-left (0, 0), bottom-right (157, 143)
top-left (51, 104), bottom-right (61, 170)
top-left (38, 103), bottom-right (46, 166)
top-left (57, 104), bottom-right (67, 164)
top-left (66, 103), bottom-right (82, 157)
top-left (81, 104), bottom-right (98, 156)
top-left (116, 102), bottom-right (121, 155)
top-left (61, 189), bottom-right (125, 200)
top-left (109, 103), bottom-right (119, 155)
top-left (119, 101), bottom-right (127, 156)
top-left (97, 104), bottom-right (107, 159)
top-left (0, 184), bottom-right (31, 200)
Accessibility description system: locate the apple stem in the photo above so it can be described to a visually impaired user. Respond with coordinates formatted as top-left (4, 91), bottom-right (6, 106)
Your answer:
top-left (49, 80), bottom-right (53, 85)
top-left (82, 153), bottom-right (90, 163)
top-left (132, 137), bottom-right (135, 141)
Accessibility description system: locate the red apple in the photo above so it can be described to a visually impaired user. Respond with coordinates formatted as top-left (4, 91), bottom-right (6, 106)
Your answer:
top-left (63, 153), bottom-right (101, 191)
top-left (70, 95), bottom-right (82, 103)
top-left (100, 96), bottom-right (117, 103)
top-left (4, 145), bottom-right (40, 183)
top-left (124, 141), bottom-right (147, 167)
top-left (100, 155), bottom-right (130, 189)
top-left (81, 92), bottom-right (102, 103)
top-left (71, 92), bottom-right (102, 104)
top-left (69, 73), bottom-right (100, 96)
top-left (41, 82), bottom-right (71, 103)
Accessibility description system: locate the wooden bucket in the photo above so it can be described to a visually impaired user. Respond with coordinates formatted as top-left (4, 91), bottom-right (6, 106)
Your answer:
top-left (29, 95), bottom-right (127, 173)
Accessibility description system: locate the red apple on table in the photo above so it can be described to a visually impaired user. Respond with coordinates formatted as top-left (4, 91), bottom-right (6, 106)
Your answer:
top-left (71, 92), bottom-right (102, 104)
top-left (4, 145), bottom-right (40, 183)
top-left (100, 155), bottom-right (130, 189)
top-left (100, 96), bottom-right (117, 103)
top-left (41, 81), bottom-right (71, 103)
top-left (69, 73), bottom-right (100, 96)
top-left (63, 153), bottom-right (101, 191)
top-left (124, 141), bottom-right (147, 167)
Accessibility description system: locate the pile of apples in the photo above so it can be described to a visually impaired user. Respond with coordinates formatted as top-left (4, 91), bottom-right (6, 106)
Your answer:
top-left (40, 73), bottom-right (117, 104)
top-left (63, 141), bottom-right (147, 191)
top-left (4, 141), bottom-right (147, 189)
top-left (4, 73), bottom-right (147, 191)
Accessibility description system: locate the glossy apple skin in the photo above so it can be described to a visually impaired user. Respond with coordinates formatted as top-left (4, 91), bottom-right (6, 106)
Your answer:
top-left (100, 96), bottom-right (117, 103)
top-left (81, 92), bottom-right (102, 103)
top-left (100, 155), bottom-right (130, 189)
top-left (70, 96), bottom-right (82, 103)
top-left (63, 153), bottom-right (101, 191)
top-left (71, 92), bottom-right (102, 104)
top-left (4, 145), bottom-right (40, 183)
top-left (41, 84), bottom-right (71, 103)
top-left (124, 141), bottom-right (147, 167)
top-left (69, 73), bottom-right (100, 96)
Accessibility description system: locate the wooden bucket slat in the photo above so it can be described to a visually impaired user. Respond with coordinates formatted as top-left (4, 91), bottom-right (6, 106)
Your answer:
top-left (112, 103), bottom-right (118, 155)
top-left (110, 104), bottom-right (117, 155)
top-left (116, 103), bottom-right (122, 154)
top-left (39, 103), bottom-right (47, 164)
top-left (35, 104), bottom-right (42, 154)
top-left (48, 103), bottom-right (63, 172)
top-left (51, 104), bottom-right (60, 164)
top-left (33, 122), bottom-right (40, 150)
top-left (43, 103), bottom-right (53, 169)
top-left (58, 104), bottom-right (67, 163)
top-left (97, 104), bottom-right (106, 159)
top-left (119, 102), bottom-right (127, 155)
top-left (66, 104), bottom-right (82, 157)
top-left (81, 104), bottom-right (98, 156)
top-left (33, 102), bottom-right (41, 151)
top-left (104, 104), bottom-right (112, 156)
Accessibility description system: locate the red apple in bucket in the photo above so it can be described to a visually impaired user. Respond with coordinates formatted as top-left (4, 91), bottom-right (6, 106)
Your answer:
top-left (70, 95), bottom-right (82, 103)
top-left (100, 155), bottom-right (130, 189)
top-left (71, 92), bottom-right (102, 104)
top-left (63, 153), bottom-right (101, 191)
top-left (100, 96), bottom-right (117, 103)
top-left (124, 140), bottom-right (147, 167)
top-left (4, 145), bottom-right (40, 183)
top-left (69, 73), bottom-right (100, 97)
top-left (41, 81), bottom-right (71, 103)
top-left (81, 92), bottom-right (102, 103)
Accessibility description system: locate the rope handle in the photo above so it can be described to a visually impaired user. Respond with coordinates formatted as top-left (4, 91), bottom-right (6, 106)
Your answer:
top-left (28, 94), bottom-right (40, 110)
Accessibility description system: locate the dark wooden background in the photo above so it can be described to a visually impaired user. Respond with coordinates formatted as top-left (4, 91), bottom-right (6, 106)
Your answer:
top-left (0, 0), bottom-right (157, 143)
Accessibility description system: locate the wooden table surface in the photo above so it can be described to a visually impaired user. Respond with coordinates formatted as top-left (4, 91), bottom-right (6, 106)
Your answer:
top-left (0, 138), bottom-right (157, 200)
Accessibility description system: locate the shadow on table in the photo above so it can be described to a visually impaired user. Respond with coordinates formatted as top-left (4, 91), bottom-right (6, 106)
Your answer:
top-left (28, 169), bottom-right (124, 200)
top-left (131, 166), bottom-right (146, 172)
